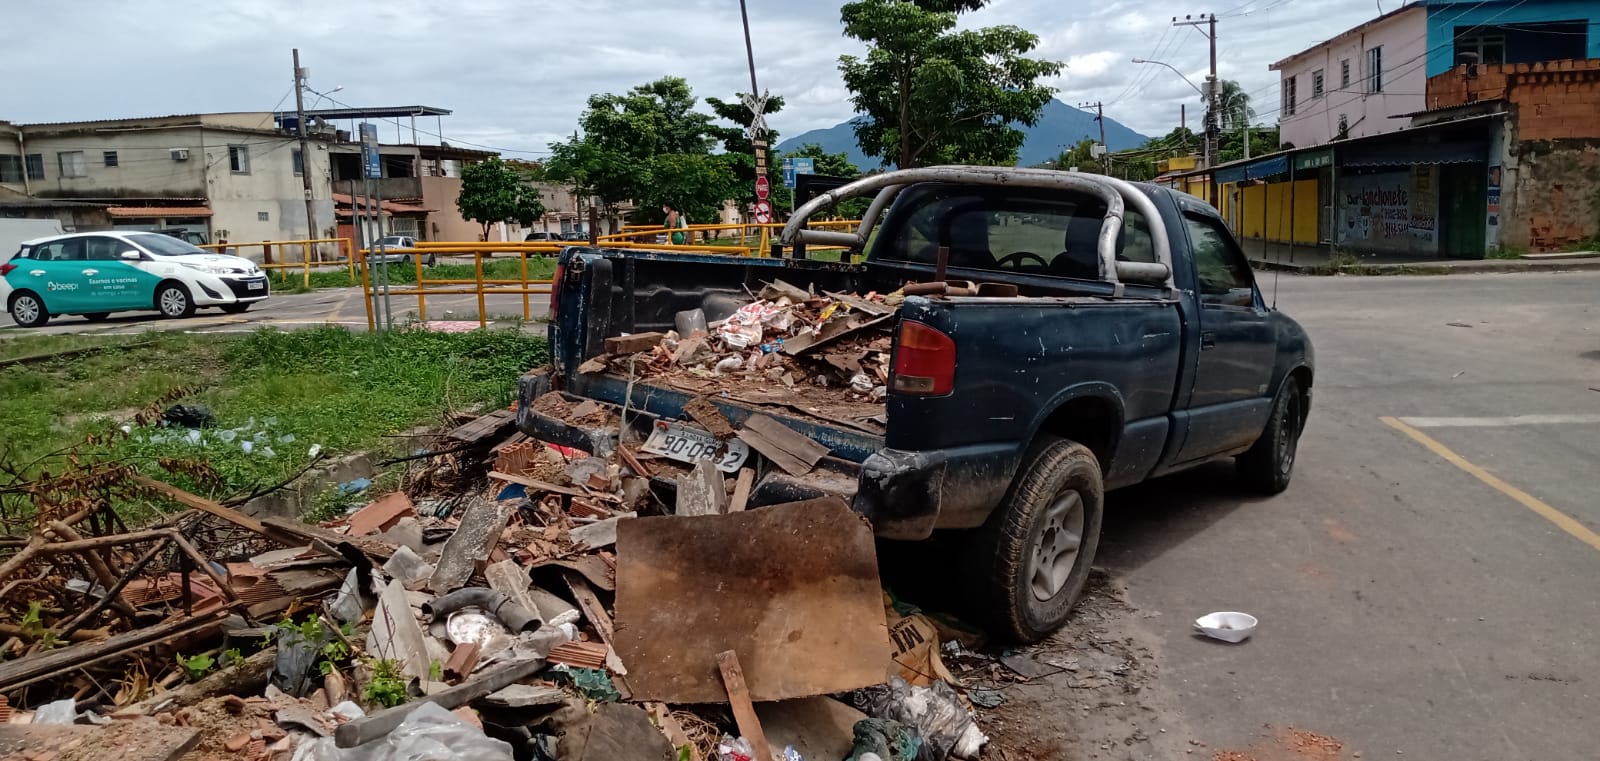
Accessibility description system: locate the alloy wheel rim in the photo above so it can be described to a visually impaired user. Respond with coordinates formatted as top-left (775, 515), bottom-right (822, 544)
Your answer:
top-left (15, 298), bottom-right (39, 323)
top-left (161, 289), bottom-right (186, 315)
top-left (1029, 490), bottom-right (1085, 602)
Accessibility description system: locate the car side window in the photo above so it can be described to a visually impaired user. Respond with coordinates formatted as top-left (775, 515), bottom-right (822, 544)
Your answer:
top-left (83, 237), bottom-right (122, 261)
top-left (30, 239), bottom-right (85, 263)
top-left (1183, 214), bottom-right (1255, 308)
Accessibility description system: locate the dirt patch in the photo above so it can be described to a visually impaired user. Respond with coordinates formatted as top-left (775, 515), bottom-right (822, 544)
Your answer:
top-left (530, 392), bottom-right (614, 428)
top-left (170, 695), bottom-right (268, 760)
top-left (1207, 726), bottom-right (1351, 761)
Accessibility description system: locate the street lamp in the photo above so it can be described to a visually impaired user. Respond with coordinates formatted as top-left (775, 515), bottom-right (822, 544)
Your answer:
top-left (1131, 58), bottom-right (1203, 96)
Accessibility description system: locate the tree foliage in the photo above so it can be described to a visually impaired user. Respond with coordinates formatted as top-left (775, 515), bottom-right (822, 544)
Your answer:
top-left (1216, 79), bottom-right (1255, 132)
top-left (545, 77), bottom-right (737, 227)
top-left (455, 156), bottom-right (545, 239)
top-left (1217, 125), bottom-right (1279, 164)
top-left (838, 0), bottom-right (1061, 168)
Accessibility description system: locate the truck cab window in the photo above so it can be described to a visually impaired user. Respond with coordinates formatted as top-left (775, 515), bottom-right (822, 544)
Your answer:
top-left (1183, 214), bottom-right (1256, 308)
top-left (881, 186), bottom-right (1154, 280)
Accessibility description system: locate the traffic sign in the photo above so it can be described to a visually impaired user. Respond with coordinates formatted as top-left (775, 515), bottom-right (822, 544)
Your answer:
top-left (782, 157), bottom-right (814, 188)
top-left (755, 175), bottom-right (770, 200)
top-left (753, 200), bottom-right (772, 223)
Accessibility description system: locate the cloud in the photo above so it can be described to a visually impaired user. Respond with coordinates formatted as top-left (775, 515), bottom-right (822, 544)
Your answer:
top-left (2, 0), bottom-right (1404, 153)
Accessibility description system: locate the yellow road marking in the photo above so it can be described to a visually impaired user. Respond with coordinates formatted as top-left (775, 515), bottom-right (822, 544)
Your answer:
top-left (1382, 416), bottom-right (1600, 552)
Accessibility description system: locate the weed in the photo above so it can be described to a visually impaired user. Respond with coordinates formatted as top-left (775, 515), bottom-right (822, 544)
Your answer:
top-left (222, 647), bottom-right (244, 667)
top-left (18, 601), bottom-right (45, 639)
top-left (306, 486), bottom-right (365, 524)
top-left (1488, 245), bottom-right (1526, 260)
top-left (429, 660), bottom-right (443, 682)
top-left (1327, 251), bottom-right (1361, 268)
top-left (177, 652), bottom-right (216, 681)
top-left (364, 658), bottom-right (409, 707)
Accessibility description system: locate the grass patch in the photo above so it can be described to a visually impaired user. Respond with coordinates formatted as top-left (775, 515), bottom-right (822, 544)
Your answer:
top-left (1487, 246), bottom-right (1526, 260)
top-left (0, 327), bottom-right (546, 526)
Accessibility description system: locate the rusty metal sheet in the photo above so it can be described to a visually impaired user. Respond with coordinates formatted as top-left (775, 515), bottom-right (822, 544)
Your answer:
top-left (614, 497), bottom-right (891, 703)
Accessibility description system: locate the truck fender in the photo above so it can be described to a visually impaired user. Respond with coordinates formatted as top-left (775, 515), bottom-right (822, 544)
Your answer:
top-left (1028, 382), bottom-right (1128, 473)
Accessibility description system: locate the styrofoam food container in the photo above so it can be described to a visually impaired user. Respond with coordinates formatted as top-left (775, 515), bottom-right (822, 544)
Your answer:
top-left (1194, 611), bottom-right (1258, 643)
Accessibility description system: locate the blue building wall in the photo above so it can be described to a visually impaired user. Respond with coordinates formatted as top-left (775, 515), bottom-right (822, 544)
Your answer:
top-left (1425, 0), bottom-right (1600, 76)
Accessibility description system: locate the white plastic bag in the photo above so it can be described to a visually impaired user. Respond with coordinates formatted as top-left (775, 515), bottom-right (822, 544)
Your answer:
top-left (291, 702), bottom-right (513, 761)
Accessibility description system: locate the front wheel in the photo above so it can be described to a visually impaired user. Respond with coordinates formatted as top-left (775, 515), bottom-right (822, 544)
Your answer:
top-left (966, 437), bottom-right (1104, 643)
top-left (9, 292), bottom-right (49, 328)
top-left (1236, 376), bottom-right (1305, 494)
top-left (155, 283), bottom-right (195, 319)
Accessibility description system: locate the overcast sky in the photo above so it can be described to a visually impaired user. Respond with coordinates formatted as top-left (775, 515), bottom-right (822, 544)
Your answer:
top-left (3, 0), bottom-right (1399, 155)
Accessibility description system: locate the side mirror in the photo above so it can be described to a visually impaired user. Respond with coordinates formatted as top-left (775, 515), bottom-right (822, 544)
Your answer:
top-left (119, 250), bottom-right (143, 261)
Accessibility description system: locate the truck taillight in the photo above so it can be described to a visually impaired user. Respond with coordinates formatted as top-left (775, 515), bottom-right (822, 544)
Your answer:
top-left (548, 262), bottom-right (565, 321)
top-left (892, 320), bottom-right (955, 396)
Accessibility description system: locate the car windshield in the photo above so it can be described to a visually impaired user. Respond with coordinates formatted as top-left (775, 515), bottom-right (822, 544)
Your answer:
top-left (376, 237), bottom-right (409, 247)
top-left (129, 233), bottom-right (208, 257)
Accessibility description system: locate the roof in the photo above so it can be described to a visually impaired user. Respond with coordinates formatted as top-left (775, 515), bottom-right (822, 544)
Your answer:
top-left (1171, 111), bottom-right (1503, 180)
top-left (276, 106), bottom-right (451, 121)
top-left (107, 205), bottom-right (213, 218)
top-left (331, 192), bottom-right (433, 215)
top-left (1269, 3), bottom-right (1424, 70)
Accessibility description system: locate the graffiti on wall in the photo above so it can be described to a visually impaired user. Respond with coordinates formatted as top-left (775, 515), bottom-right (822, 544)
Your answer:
top-left (1337, 170), bottom-right (1440, 254)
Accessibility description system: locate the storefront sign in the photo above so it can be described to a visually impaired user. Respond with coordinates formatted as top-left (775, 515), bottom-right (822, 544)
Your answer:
top-left (1337, 170), bottom-right (1438, 255)
top-left (1293, 150), bottom-right (1332, 171)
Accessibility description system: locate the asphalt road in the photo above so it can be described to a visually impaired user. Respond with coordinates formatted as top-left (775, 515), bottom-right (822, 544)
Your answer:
top-left (0, 286), bottom-right (550, 336)
top-left (5, 268), bottom-right (1597, 758)
top-left (1010, 271), bottom-right (1600, 760)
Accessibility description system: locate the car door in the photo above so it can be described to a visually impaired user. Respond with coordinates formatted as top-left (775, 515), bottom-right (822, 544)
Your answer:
top-left (1172, 213), bottom-right (1278, 463)
top-left (81, 235), bottom-right (152, 310)
top-left (21, 238), bottom-right (93, 313)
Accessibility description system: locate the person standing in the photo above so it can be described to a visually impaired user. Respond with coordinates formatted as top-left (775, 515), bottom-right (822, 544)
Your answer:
top-left (663, 203), bottom-right (689, 245)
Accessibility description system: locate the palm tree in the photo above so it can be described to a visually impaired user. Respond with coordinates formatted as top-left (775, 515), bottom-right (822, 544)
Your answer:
top-left (1216, 79), bottom-right (1255, 130)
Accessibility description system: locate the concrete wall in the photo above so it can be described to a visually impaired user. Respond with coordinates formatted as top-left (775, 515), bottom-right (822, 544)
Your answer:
top-left (1274, 6), bottom-right (1427, 148)
top-left (421, 175), bottom-right (482, 241)
top-left (1424, 0), bottom-right (1600, 77)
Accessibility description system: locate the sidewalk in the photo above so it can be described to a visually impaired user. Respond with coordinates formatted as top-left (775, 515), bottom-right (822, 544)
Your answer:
top-left (1239, 238), bottom-right (1600, 275)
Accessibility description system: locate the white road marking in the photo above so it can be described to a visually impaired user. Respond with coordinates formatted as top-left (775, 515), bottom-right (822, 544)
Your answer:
top-left (1398, 413), bottom-right (1600, 428)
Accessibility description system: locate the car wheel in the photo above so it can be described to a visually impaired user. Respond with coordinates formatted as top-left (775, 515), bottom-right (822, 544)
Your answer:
top-left (221, 303), bottom-right (251, 314)
top-left (966, 436), bottom-right (1104, 643)
top-left (9, 291), bottom-right (49, 328)
top-left (1237, 376), bottom-right (1305, 494)
top-left (84, 312), bottom-right (112, 322)
top-left (426, 255), bottom-right (437, 267)
top-left (155, 282), bottom-right (196, 319)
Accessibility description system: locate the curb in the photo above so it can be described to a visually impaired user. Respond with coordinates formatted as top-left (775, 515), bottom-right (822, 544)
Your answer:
top-left (1248, 258), bottom-right (1600, 276)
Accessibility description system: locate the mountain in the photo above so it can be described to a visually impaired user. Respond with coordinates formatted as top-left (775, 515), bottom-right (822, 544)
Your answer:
top-left (775, 99), bottom-right (1149, 170)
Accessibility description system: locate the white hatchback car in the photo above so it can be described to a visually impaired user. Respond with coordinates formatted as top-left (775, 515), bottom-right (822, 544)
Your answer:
top-left (2, 231), bottom-right (269, 327)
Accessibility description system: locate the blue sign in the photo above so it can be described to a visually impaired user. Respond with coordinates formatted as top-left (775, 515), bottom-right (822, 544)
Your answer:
top-left (782, 157), bottom-right (814, 188)
top-left (359, 123), bottom-right (381, 180)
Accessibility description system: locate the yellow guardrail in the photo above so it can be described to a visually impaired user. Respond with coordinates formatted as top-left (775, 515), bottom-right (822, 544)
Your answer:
top-left (199, 237), bottom-right (355, 289)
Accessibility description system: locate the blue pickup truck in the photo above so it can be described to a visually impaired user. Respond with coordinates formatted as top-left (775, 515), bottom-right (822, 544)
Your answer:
top-left (519, 167), bottom-right (1313, 642)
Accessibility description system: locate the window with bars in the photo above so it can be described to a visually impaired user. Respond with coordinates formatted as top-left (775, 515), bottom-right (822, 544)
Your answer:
top-left (1366, 46), bottom-right (1384, 93)
top-left (1312, 69), bottom-right (1325, 99)
top-left (1340, 59), bottom-right (1351, 89)
top-left (1283, 76), bottom-right (1298, 116)
top-left (0, 155), bottom-right (22, 183)
top-left (103, 151), bottom-right (119, 167)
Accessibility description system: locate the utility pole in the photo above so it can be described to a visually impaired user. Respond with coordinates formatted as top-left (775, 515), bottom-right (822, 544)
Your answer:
top-left (1081, 101), bottom-right (1109, 174)
top-left (292, 49), bottom-right (319, 260)
top-left (1174, 13), bottom-right (1219, 206)
top-left (739, 0), bottom-right (776, 249)
top-left (1181, 103), bottom-right (1186, 133)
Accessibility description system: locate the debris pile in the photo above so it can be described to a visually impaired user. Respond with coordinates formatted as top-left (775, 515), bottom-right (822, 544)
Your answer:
top-left (0, 371), bottom-right (1008, 761)
top-left (587, 280), bottom-right (901, 423)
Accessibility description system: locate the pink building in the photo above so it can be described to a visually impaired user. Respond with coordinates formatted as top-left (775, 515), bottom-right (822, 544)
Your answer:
top-left (1269, 4), bottom-right (1427, 148)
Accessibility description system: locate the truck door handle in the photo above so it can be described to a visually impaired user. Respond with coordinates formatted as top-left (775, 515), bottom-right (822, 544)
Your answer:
top-left (1200, 331), bottom-right (1217, 350)
top-left (82, 269), bottom-right (98, 276)
top-left (29, 270), bottom-right (45, 277)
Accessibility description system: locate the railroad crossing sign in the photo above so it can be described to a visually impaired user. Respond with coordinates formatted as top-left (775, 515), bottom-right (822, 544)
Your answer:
top-left (755, 175), bottom-right (770, 200)
top-left (742, 90), bottom-right (771, 139)
top-left (753, 199), bottom-right (773, 224)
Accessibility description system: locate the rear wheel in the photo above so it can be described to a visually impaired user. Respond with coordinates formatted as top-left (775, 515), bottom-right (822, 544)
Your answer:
top-left (83, 312), bottom-right (111, 322)
top-left (155, 283), bottom-right (195, 319)
top-left (1237, 376), bottom-right (1304, 494)
top-left (221, 303), bottom-right (251, 314)
top-left (966, 437), bottom-right (1104, 643)
top-left (9, 292), bottom-right (49, 328)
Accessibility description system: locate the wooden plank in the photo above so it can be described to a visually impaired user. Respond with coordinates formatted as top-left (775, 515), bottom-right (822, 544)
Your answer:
top-left (823, 290), bottom-right (894, 316)
top-left (603, 331), bottom-right (667, 355)
top-left (781, 313), bottom-right (893, 356)
top-left (738, 414), bottom-right (829, 475)
top-left (445, 408), bottom-right (516, 444)
top-left (728, 468), bottom-right (755, 513)
top-left (260, 517), bottom-right (396, 562)
top-left (488, 471), bottom-right (596, 499)
top-left (617, 446), bottom-right (654, 478)
top-left (131, 475), bottom-right (266, 535)
top-left (562, 570), bottom-right (614, 645)
top-left (717, 650), bottom-right (775, 761)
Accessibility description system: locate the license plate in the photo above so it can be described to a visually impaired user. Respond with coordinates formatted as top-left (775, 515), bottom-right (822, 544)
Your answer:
top-left (641, 421), bottom-right (750, 473)
top-left (246, 280), bottom-right (265, 290)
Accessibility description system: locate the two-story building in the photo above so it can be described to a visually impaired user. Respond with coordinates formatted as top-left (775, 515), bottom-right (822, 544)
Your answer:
top-left (1196, 0), bottom-right (1600, 259)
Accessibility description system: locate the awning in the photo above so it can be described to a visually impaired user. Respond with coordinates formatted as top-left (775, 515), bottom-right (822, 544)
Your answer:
top-left (1341, 141), bottom-right (1486, 168)
top-left (1214, 154), bottom-right (1289, 185)
top-left (106, 205), bottom-right (212, 218)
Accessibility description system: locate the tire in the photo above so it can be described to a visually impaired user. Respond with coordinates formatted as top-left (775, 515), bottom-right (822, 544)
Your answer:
top-left (1237, 376), bottom-right (1305, 494)
top-left (154, 282), bottom-right (195, 319)
top-left (9, 291), bottom-right (49, 328)
top-left (83, 312), bottom-right (112, 322)
top-left (425, 255), bottom-right (437, 267)
top-left (221, 303), bottom-right (251, 314)
top-left (966, 437), bottom-right (1105, 643)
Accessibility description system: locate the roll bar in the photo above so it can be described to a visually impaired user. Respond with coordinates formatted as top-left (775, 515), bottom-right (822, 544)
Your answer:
top-left (779, 166), bottom-right (1175, 292)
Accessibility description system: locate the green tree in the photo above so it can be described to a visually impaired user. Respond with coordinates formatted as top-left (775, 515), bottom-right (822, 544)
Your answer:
top-left (1217, 125), bottom-right (1279, 164)
top-left (455, 156), bottom-right (545, 239)
top-left (1216, 79), bottom-right (1255, 132)
top-left (1051, 139), bottom-right (1103, 173)
top-left (545, 76), bottom-right (728, 228)
top-left (838, 0), bottom-right (1061, 168)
